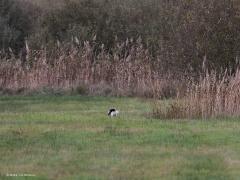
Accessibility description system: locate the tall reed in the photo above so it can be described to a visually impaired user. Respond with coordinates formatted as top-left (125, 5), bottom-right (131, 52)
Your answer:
top-left (153, 70), bottom-right (240, 119)
top-left (0, 40), bottom-right (180, 97)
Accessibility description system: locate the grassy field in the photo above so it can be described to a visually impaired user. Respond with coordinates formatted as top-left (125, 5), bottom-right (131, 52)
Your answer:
top-left (0, 96), bottom-right (240, 180)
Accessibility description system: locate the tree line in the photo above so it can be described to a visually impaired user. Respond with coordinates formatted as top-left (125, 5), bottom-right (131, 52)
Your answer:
top-left (0, 0), bottom-right (240, 73)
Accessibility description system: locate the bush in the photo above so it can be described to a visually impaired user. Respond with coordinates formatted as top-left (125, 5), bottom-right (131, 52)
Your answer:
top-left (31, 0), bottom-right (240, 73)
top-left (0, 0), bottom-right (39, 54)
top-left (1, 0), bottom-right (240, 72)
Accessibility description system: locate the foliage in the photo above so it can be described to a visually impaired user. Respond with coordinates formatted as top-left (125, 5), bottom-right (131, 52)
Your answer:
top-left (0, 0), bottom-right (38, 53)
top-left (1, 0), bottom-right (240, 72)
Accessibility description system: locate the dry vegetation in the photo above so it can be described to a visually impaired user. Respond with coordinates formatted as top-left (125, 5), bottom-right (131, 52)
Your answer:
top-left (0, 40), bottom-right (182, 97)
top-left (153, 69), bottom-right (240, 119)
top-left (2, 39), bottom-right (240, 119)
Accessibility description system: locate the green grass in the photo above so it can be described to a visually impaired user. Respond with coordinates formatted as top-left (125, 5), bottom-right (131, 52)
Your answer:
top-left (0, 95), bottom-right (240, 180)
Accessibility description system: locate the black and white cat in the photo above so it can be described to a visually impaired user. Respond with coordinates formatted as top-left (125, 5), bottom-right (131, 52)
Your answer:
top-left (108, 108), bottom-right (119, 117)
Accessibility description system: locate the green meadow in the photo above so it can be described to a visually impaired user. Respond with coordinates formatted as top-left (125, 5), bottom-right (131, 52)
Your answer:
top-left (0, 96), bottom-right (240, 180)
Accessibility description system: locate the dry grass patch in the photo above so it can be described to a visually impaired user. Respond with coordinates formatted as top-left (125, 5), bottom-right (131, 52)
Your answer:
top-left (153, 70), bottom-right (240, 119)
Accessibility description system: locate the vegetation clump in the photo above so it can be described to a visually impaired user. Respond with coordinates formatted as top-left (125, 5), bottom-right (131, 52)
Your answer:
top-left (153, 70), bottom-right (240, 119)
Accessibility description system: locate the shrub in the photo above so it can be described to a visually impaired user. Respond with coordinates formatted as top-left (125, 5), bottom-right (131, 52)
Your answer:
top-left (75, 85), bottom-right (89, 95)
top-left (0, 0), bottom-right (239, 74)
top-left (27, 0), bottom-right (240, 73)
top-left (0, 0), bottom-right (38, 53)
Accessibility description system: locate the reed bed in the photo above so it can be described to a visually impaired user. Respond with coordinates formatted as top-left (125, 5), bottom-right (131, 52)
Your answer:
top-left (0, 41), bottom-right (181, 97)
top-left (1, 40), bottom-right (240, 119)
top-left (153, 70), bottom-right (240, 119)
